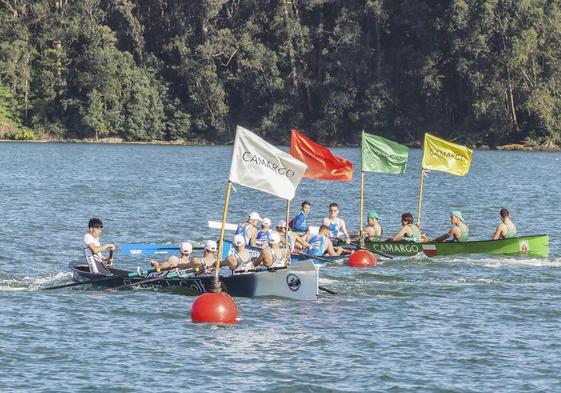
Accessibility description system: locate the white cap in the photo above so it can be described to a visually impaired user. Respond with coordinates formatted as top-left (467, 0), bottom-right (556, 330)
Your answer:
top-left (262, 218), bottom-right (272, 226)
top-left (233, 234), bottom-right (245, 246)
top-left (180, 242), bottom-right (192, 254)
top-left (269, 232), bottom-right (281, 244)
top-left (276, 219), bottom-right (287, 228)
top-left (205, 240), bottom-right (217, 252)
top-left (249, 212), bottom-right (262, 221)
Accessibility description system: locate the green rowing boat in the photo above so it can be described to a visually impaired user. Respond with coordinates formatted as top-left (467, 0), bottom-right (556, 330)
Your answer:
top-left (360, 234), bottom-right (549, 258)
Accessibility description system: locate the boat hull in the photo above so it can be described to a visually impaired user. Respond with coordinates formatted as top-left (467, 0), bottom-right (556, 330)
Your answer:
top-left (360, 234), bottom-right (549, 258)
top-left (69, 261), bottom-right (318, 300)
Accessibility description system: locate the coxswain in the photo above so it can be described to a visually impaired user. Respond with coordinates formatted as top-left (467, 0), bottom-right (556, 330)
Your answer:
top-left (83, 218), bottom-right (115, 274)
top-left (433, 211), bottom-right (469, 242)
top-left (305, 225), bottom-right (344, 256)
top-left (225, 234), bottom-right (257, 272)
top-left (290, 201), bottom-right (311, 235)
top-left (192, 240), bottom-right (218, 273)
top-left (235, 212), bottom-right (261, 245)
top-left (255, 232), bottom-right (291, 268)
top-left (149, 242), bottom-right (192, 271)
top-left (492, 208), bottom-right (517, 240)
top-left (322, 202), bottom-right (351, 243)
top-left (275, 219), bottom-right (311, 252)
top-left (386, 212), bottom-right (422, 242)
top-left (254, 217), bottom-right (272, 247)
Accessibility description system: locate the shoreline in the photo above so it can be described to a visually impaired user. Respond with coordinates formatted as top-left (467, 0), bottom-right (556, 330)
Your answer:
top-left (0, 138), bottom-right (559, 152)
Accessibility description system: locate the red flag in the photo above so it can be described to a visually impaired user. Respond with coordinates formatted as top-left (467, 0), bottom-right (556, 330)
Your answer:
top-left (290, 129), bottom-right (353, 181)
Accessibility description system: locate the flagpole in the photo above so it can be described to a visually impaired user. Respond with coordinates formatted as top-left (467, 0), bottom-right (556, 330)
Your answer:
top-left (285, 199), bottom-right (291, 262)
top-left (214, 180), bottom-right (233, 290)
top-left (359, 171), bottom-right (365, 243)
top-left (416, 168), bottom-right (425, 226)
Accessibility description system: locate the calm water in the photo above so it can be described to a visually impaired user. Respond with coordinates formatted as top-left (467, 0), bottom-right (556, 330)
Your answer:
top-left (1, 143), bottom-right (561, 392)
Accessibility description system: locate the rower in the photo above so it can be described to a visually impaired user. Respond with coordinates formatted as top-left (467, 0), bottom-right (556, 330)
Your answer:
top-left (322, 202), bottom-right (351, 243)
top-left (225, 234), bottom-right (257, 272)
top-left (355, 210), bottom-right (383, 241)
top-left (255, 232), bottom-right (290, 268)
top-left (255, 218), bottom-right (272, 247)
top-left (149, 242), bottom-right (192, 271)
top-left (492, 208), bottom-right (517, 240)
top-left (275, 219), bottom-right (311, 252)
top-left (433, 211), bottom-right (469, 242)
top-left (235, 212), bottom-right (261, 245)
top-left (83, 218), bottom-right (115, 274)
top-left (305, 225), bottom-right (344, 256)
top-left (192, 240), bottom-right (218, 273)
top-left (386, 212), bottom-right (422, 243)
top-left (290, 201), bottom-right (311, 235)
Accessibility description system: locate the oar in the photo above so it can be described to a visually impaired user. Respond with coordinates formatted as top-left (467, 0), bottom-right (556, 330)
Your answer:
top-left (299, 253), bottom-right (349, 264)
top-left (105, 268), bottom-right (196, 291)
top-left (119, 244), bottom-right (204, 256)
top-left (42, 275), bottom-right (119, 290)
top-left (319, 286), bottom-right (337, 295)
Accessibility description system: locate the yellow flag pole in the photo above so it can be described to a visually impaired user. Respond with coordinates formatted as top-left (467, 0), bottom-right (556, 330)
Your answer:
top-left (416, 168), bottom-right (425, 226)
top-left (215, 180), bottom-right (233, 287)
top-left (359, 171), bottom-right (365, 244)
top-left (285, 199), bottom-right (291, 262)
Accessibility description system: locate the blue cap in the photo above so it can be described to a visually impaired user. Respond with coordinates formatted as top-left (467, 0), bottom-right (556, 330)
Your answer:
top-left (367, 210), bottom-right (379, 220)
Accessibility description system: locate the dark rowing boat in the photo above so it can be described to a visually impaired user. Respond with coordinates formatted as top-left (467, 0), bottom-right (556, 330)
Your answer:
top-left (68, 260), bottom-right (318, 300)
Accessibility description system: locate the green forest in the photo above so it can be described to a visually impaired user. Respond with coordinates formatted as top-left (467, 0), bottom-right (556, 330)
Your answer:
top-left (1, 0), bottom-right (560, 147)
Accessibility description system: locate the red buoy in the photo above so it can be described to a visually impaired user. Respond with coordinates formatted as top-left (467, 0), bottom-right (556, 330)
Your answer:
top-left (348, 250), bottom-right (377, 267)
top-left (190, 293), bottom-right (239, 324)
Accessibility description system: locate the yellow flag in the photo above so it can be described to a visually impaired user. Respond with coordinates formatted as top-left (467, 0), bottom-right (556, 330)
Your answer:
top-left (421, 133), bottom-right (473, 176)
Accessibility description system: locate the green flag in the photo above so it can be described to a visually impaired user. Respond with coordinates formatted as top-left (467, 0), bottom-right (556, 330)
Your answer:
top-left (361, 132), bottom-right (409, 174)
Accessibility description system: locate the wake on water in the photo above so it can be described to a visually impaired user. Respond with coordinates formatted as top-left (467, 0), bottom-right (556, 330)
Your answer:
top-left (0, 271), bottom-right (72, 292)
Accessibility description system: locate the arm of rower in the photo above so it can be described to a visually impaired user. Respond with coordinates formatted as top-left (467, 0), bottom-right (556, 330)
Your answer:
top-left (492, 224), bottom-right (505, 240)
top-left (87, 242), bottom-right (114, 255)
top-left (294, 233), bottom-right (312, 249)
top-left (433, 228), bottom-right (454, 242)
top-left (386, 227), bottom-right (407, 242)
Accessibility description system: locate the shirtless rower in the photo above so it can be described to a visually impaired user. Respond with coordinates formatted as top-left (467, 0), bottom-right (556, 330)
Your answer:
top-left (492, 208), bottom-right (517, 240)
top-left (433, 211), bottom-right (469, 242)
top-left (236, 212), bottom-right (261, 246)
top-left (225, 234), bottom-right (257, 272)
top-left (305, 225), bottom-right (344, 256)
top-left (323, 202), bottom-right (351, 243)
top-left (386, 212), bottom-right (422, 242)
top-left (254, 232), bottom-right (291, 268)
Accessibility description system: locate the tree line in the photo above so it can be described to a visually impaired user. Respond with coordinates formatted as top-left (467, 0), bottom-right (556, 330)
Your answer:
top-left (1, 0), bottom-right (560, 147)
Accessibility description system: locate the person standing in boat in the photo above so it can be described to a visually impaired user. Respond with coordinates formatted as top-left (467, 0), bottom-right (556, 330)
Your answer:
top-left (290, 201), bottom-right (311, 235)
top-left (83, 218), bottom-right (115, 274)
top-left (305, 225), bottom-right (344, 256)
top-left (386, 212), bottom-right (422, 242)
top-left (149, 242), bottom-right (193, 271)
top-left (236, 212), bottom-right (261, 245)
top-left (275, 219), bottom-right (312, 253)
top-left (225, 234), bottom-right (257, 272)
top-left (192, 240), bottom-right (218, 273)
top-left (254, 217), bottom-right (273, 247)
top-left (255, 232), bottom-right (291, 268)
top-left (433, 211), bottom-right (469, 242)
top-left (322, 202), bottom-right (351, 243)
top-left (492, 208), bottom-right (517, 240)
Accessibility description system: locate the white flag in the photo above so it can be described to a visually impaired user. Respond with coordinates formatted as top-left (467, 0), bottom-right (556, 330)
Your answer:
top-left (229, 126), bottom-right (307, 200)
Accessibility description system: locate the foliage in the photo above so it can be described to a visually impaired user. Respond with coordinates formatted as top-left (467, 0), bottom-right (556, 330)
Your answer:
top-left (0, 0), bottom-right (560, 146)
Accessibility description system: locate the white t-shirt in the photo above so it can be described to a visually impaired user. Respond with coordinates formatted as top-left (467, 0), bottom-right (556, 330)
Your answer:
top-left (83, 233), bottom-right (103, 273)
